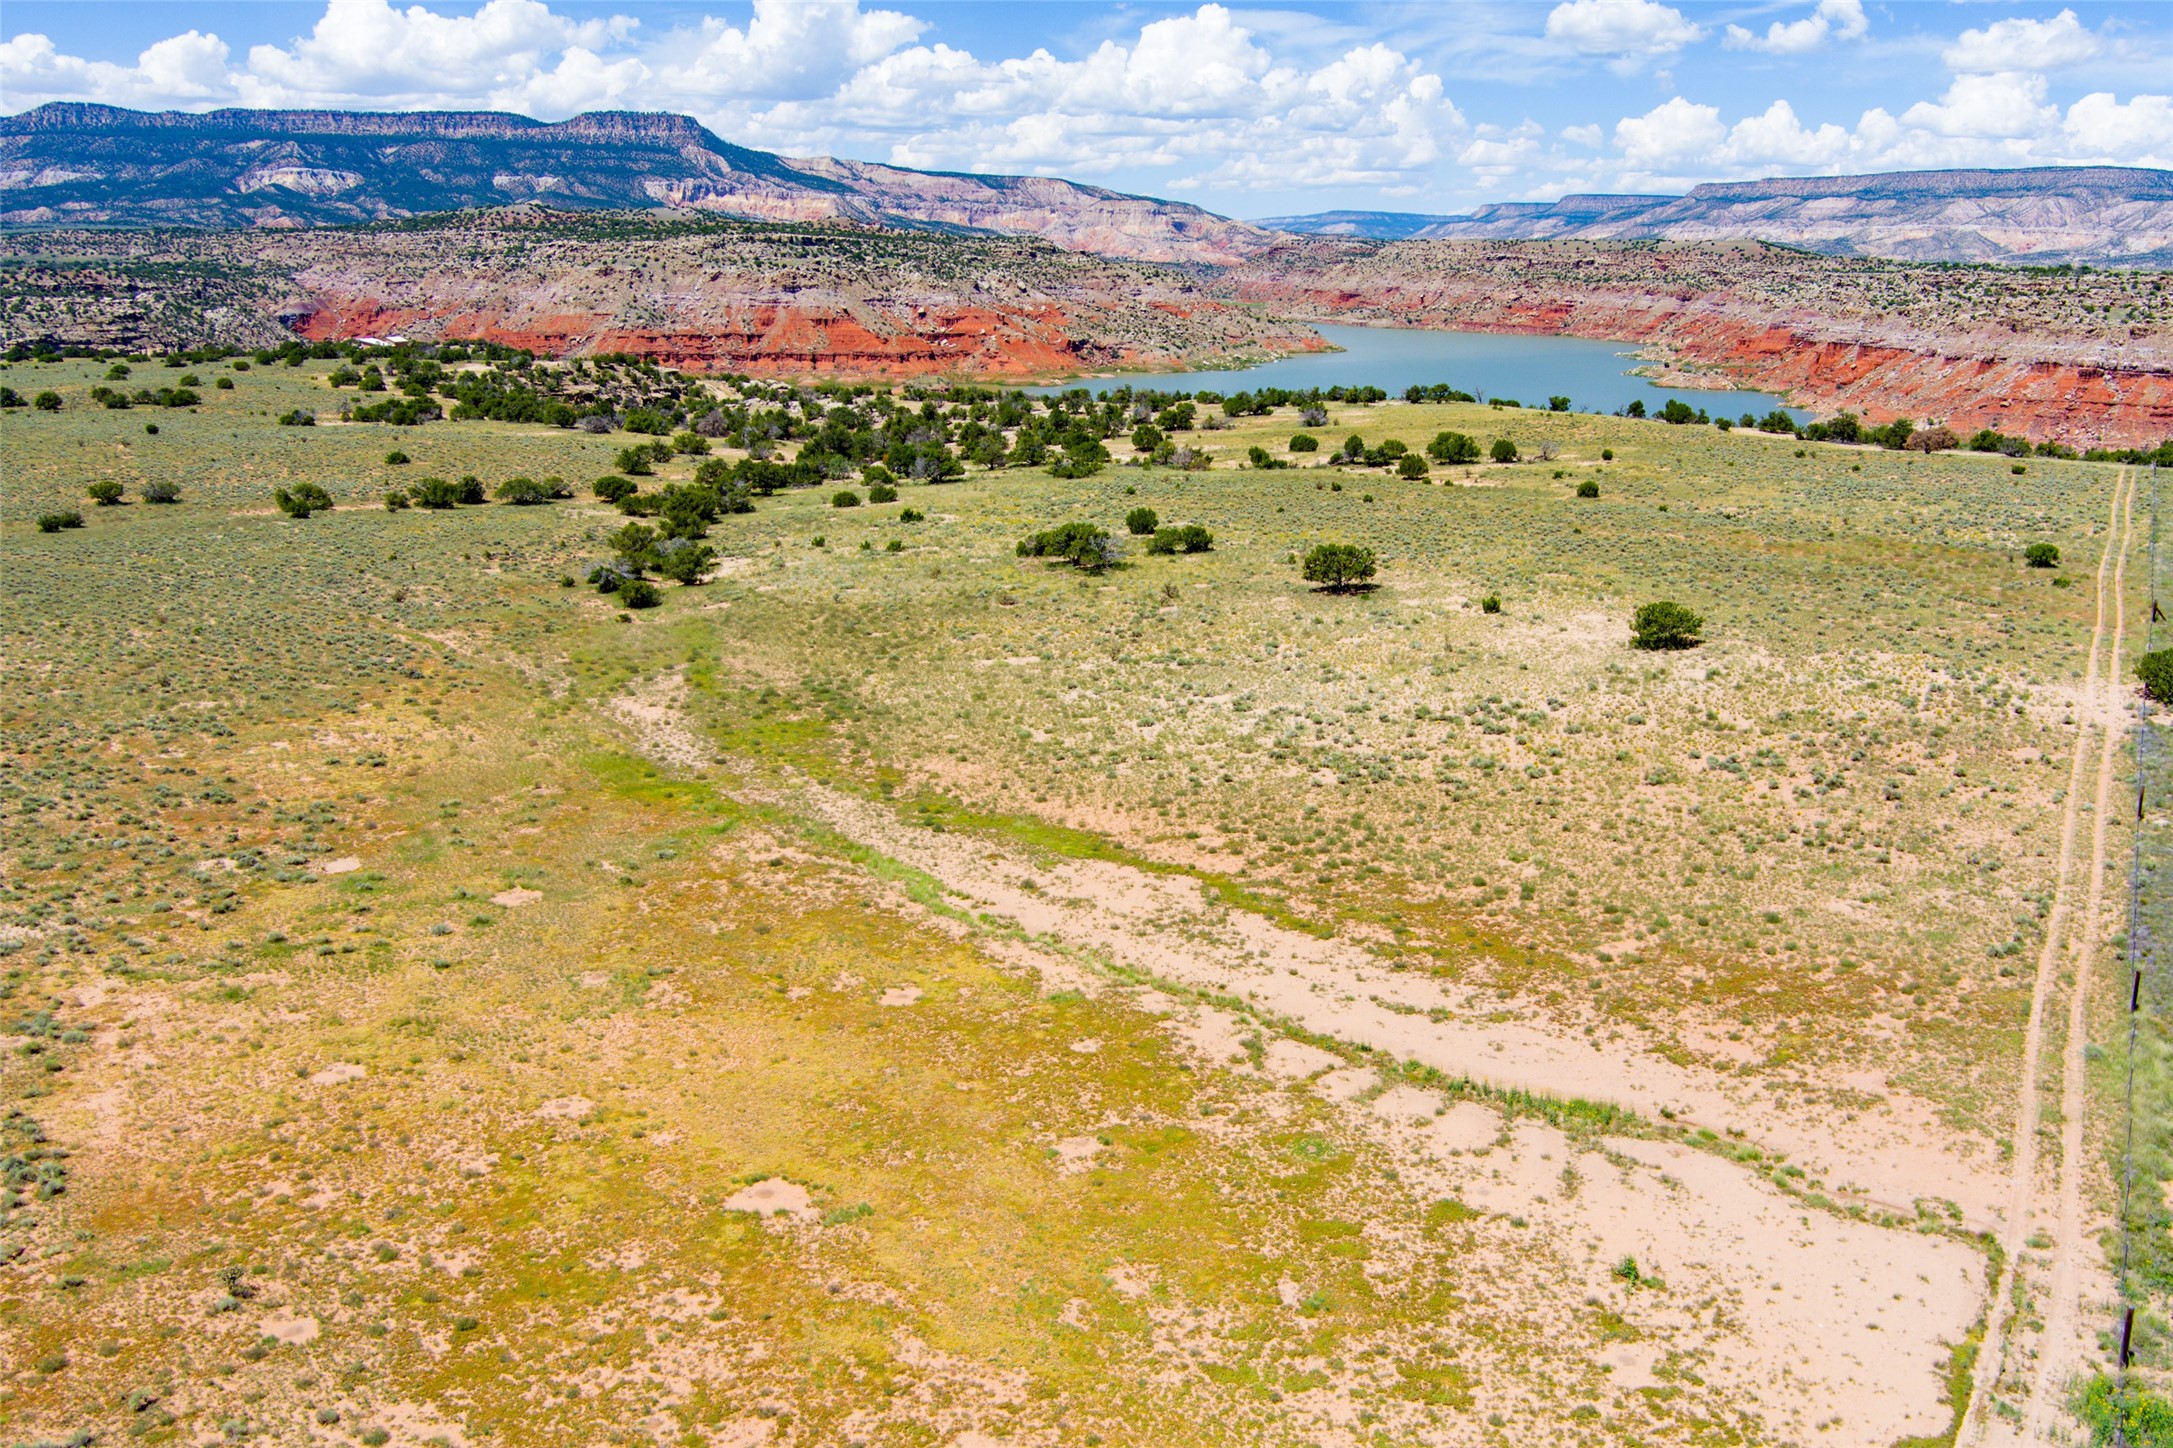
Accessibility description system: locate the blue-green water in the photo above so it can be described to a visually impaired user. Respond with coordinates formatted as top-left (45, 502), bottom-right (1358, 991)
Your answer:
top-left (1041, 322), bottom-right (1804, 420)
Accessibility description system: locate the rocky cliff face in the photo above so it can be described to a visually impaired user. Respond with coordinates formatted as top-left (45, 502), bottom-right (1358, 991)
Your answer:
top-left (0, 104), bottom-right (1273, 266)
top-left (1219, 239), bottom-right (2173, 445)
top-left (0, 211), bottom-right (1316, 377)
top-left (1263, 167), bottom-right (2173, 267)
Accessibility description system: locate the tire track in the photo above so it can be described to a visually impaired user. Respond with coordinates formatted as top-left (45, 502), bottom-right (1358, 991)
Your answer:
top-left (2027, 466), bottom-right (2135, 1435)
top-left (1966, 465), bottom-right (2132, 1443)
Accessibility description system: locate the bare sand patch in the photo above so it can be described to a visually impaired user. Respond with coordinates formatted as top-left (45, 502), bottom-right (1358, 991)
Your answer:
top-left (1104, 1263), bottom-right (1156, 1299)
top-left (490, 887), bottom-right (543, 907)
top-left (315, 856), bottom-right (361, 875)
top-left (1051, 1137), bottom-right (1102, 1174)
top-left (1428, 1101), bottom-right (1502, 1152)
top-left (609, 668), bottom-right (709, 769)
top-left (879, 986), bottom-right (924, 1007)
top-left (1311, 1067), bottom-right (1376, 1103)
top-left (259, 1313), bottom-right (319, 1345)
top-left (1366, 1084), bottom-right (1442, 1124)
top-left (308, 1062), bottom-right (365, 1085)
top-left (1262, 1038), bottom-right (1339, 1080)
top-left (724, 1179), bottom-right (814, 1219)
top-left (535, 1096), bottom-right (595, 1120)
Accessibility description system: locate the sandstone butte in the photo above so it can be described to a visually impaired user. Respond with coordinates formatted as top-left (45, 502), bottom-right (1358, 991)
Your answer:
top-left (1215, 239), bottom-right (2173, 447)
top-left (287, 299), bottom-right (1114, 378)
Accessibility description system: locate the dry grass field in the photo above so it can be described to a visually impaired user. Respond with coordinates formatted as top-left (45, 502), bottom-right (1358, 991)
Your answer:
top-left (0, 352), bottom-right (2151, 1447)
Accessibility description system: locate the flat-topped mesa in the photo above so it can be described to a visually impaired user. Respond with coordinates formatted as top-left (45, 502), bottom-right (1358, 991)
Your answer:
top-left (1260, 165), bottom-right (2173, 267)
top-left (0, 103), bottom-right (1274, 265)
top-left (5, 103), bottom-right (715, 148)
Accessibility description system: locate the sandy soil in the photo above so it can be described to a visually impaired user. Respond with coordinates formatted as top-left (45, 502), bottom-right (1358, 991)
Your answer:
top-left (790, 781), bottom-right (2005, 1227)
top-left (1967, 467), bottom-right (2132, 1446)
top-left (749, 777), bottom-right (1993, 1437)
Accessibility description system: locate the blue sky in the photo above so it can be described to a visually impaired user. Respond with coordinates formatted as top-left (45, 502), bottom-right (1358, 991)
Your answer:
top-left (5, 1), bottom-right (2169, 217)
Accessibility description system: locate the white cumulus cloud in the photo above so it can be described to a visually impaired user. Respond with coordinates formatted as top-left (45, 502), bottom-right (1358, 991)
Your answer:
top-left (1544, 0), bottom-right (1703, 61)
top-left (1944, 8), bottom-right (2100, 75)
top-left (238, 0), bottom-right (633, 108)
top-left (1613, 95), bottom-right (1724, 169)
top-left (2, 29), bottom-right (233, 110)
top-left (1724, 0), bottom-right (1867, 57)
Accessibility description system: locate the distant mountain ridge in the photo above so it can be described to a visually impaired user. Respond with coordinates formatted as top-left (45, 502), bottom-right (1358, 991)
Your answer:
top-left (5, 106), bottom-right (2170, 268)
top-left (1259, 168), bottom-right (2173, 266)
top-left (0, 103), bottom-right (1275, 265)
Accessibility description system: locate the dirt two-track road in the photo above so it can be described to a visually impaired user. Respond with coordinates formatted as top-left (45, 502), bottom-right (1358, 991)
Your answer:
top-left (1969, 466), bottom-right (2136, 1444)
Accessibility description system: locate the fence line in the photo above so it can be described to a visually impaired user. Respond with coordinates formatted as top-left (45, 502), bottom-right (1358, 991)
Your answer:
top-left (2117, 462), bottom-right (2160, 1446)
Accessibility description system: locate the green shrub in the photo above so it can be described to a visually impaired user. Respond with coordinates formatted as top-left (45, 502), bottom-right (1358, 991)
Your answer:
top-left (34, 390), bottom-right (61, 411)
top-left (1301, 542), bottom-right (1376, 592)
top-left (2024, 542), bottom-right (2060, 568)
top-left (87, 480), bottom-right (125, 506)
top-left (832, 490), bottom-right (862, 508)
top-left (384, 450), bottom-right (410, 466)
top-left (1427, 431), bottom-right (1480, 464)
top-left (655, 541), bottom-right (716, 585)
top-left (1600, 447), bottom-right (1613, 460)
top-left (1481, 594), bottom-right (1502, 614)
top-left (1019, 522), bottom-right (1118, 571)
top-left (1630, 600), bottom-right (1703, 650)
top-left (899, 507), bottom-right (924, 522)
top-left (277, 409), bottom-right (314, 427)
top-left (36, 510), bottom-right (84, 533)
top-left (1576, 480), bottom-right (1600, 498)
top-left (1397, 454), bottom-right (1428, 479)
top-left (274, 483), bottom-right (332, 519)
top-left (2074, 1375), bottom-right (2173, 1448)
top-left (1126, 506), bottom-right (1160, 536)
top-left (1489, 438), bottom-right (1519, 464)
top-left (2138, 649), bottom-right (2173, 703)
top-left (1289, 433), bottom-right (1318, 452)
top-left (868, 482), bottom-right (899, 503)
top-left (410, 476), bottom-right (462, 509)
top-left (143, 480), bottom-right (180, 504)
top-left (215, 376), bottom-right (234, 390)
top-left (383, 490), bottom-right (410, 511)
top-left (619, 579), bottom-right (662, 609)
top-left (494, 476), bottom-right (554, 505)
top-left (593, 474), bottom-right (637, 504)
top-left (1146, 524), bottom-right (1213, 555)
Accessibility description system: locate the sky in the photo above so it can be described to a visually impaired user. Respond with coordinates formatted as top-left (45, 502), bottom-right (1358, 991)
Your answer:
top-left (4, 0), bottom-right (2170, 218)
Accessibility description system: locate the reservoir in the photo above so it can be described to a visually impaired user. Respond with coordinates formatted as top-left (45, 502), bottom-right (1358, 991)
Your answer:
top-left (1040, 322), bottom-right (1806, 420)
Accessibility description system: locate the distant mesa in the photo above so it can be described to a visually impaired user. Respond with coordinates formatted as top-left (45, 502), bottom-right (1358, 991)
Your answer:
top-left (1258, 167), bottom-right (2173, 267)
top-left (7, 105), bottom-right (2170, 268)
top-left (0, 103), bottom-right (1274, 266)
